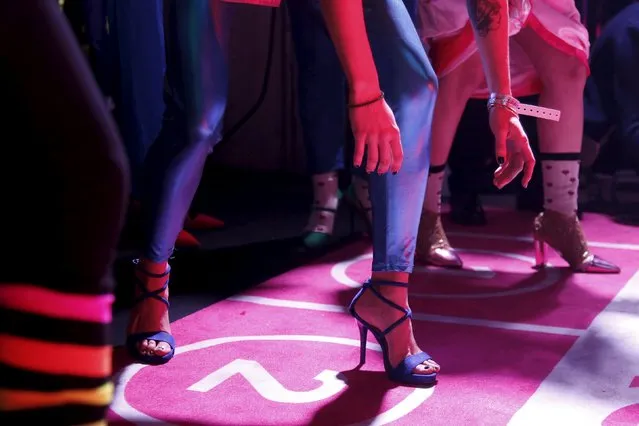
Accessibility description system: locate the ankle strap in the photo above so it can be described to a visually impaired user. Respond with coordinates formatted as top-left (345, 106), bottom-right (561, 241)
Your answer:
top-left (133, 259), bottom-right (171, 278)
top-left (364, 279), bottom-right (408, 288)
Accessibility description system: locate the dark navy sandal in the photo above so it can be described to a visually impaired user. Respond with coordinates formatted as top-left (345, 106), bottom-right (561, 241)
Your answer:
top-left (126, 264), bottom-right (175, 365)
top-left (350, 279), bottom-right (438, 385)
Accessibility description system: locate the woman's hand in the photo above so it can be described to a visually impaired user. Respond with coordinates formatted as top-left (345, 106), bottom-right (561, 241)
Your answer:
top-left (318, 0), bottom-right (401, 174)
top-left (490, 106), bottom-right (535, 189)
top-left (350, 98), bottom-right (403, 175)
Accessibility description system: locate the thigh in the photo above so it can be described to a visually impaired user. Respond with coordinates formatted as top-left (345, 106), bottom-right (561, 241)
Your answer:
top-left (513, 27), bottom-right (587, 83)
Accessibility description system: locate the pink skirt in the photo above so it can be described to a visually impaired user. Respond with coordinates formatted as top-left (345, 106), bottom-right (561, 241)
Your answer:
top-left (418, 0), bottom-right (590, 98)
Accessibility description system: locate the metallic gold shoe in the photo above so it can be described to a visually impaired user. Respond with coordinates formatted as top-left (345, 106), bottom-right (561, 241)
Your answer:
top-left (415, 211), bottom-right (463, 268)
top-left (533, 210), bottom-right (620, 274)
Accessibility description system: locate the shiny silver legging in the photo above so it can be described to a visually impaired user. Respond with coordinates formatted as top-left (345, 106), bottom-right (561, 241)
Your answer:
top-left (290, 0), bottom-right (437, 272)
top-left (142, 0), bottom-right (231, 262)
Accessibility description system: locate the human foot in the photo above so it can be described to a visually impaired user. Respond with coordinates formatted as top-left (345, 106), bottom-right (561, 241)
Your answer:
top-left (350, 282), bottom-right (440, 375)
top-left (126, 260), bottom-right (174, 362)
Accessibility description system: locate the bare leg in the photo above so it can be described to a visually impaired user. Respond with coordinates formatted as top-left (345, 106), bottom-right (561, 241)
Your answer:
top-left (416, 53), bottom-right (485, 267)
top-left (429, 54), bottom-right (487, 167)
top-left (514, 28), bottom-right (587, 154)
top-left (514, 28), bottom-right (619, 273)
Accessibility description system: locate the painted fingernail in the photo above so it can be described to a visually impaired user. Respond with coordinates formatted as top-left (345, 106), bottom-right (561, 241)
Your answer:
top-left (497, 157), bottom-right (505, 165)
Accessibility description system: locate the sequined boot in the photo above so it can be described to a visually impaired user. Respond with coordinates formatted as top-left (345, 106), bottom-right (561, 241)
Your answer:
top-left (533, 210), bottom-right (620, 273)
top-left (415, 211), bottom-right (463, 268)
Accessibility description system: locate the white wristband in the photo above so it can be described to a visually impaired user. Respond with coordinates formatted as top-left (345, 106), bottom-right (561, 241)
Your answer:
top-left (516, 103), bottom-right (561, 122)
top-left (488, 93), bottom-right (561, 122)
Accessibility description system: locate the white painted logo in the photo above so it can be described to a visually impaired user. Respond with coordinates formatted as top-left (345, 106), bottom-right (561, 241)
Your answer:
top-left (330, 249), bottom-right (561, 299)
top-left (187, 359), bottom-right (345, 403)
top-left (111, 335), bottom-right (434, 425)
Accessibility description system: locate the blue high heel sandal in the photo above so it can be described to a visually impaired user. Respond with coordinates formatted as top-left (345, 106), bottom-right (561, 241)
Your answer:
top-left (126, 263), bottom-right (176, 365)
top-left (349, 279), bottom-right (438, 385)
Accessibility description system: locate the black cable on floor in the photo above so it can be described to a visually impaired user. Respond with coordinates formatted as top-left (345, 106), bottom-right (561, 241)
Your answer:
top-left (218, 7), bottom-right (278, 145)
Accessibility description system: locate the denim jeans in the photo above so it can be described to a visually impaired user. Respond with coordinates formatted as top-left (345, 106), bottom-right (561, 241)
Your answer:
top-left (289, 0), bottom-right (437, 272)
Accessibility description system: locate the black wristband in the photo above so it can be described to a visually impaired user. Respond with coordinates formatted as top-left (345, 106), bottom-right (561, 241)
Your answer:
top-left (348, 91), bottom-right (385, 109)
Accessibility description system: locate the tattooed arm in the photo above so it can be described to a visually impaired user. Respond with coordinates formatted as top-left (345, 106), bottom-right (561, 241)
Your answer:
top-left (467, 0), bottom-right (511, 95)
top-left (467, 0), bottom-right (535, 189)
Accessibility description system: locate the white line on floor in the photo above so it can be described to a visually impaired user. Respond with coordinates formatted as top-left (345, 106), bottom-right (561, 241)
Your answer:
top-left (227, 295), bottom-right (585, 337)
top-left (508, 268), bottom-right (639, 426)
top-left (447, 231), bottom-right (639, 251)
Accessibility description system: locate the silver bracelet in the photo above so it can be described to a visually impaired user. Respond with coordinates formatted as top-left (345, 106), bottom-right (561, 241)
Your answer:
top-left (487, 93), bottom-right (520, 116)
top-left (488, 93), bottom-right (562, 122)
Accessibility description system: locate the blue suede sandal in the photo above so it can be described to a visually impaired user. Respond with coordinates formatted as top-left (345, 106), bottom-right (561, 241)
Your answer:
top-left (350, 279), bottom-right (437, 385)
top-left (126, 264), bottom-right (175, 365)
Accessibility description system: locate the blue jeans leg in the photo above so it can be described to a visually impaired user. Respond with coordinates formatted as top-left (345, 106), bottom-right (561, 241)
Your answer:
top-left (361, 0), bottom-right (438, 273)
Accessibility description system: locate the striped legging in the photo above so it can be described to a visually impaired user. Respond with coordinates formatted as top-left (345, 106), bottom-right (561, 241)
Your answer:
top-left (0, 1), bottom-right (129, 424)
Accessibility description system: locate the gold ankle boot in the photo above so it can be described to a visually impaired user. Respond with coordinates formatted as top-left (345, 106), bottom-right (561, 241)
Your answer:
top-left (415, 211), bottom-right (463, 268)
top-left (533, 210), bottom-right (620, 273)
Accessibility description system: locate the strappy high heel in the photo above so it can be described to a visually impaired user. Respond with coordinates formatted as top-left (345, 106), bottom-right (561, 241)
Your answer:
top-left (126, 261), bottom-right (176, 365)
top-left (349, 279), bottom-right (438, 386)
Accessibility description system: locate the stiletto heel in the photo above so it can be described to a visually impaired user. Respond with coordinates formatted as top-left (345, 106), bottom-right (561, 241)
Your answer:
top-left (533, 235), bottom-right (546, 269)
top-left (350, 279), bottom-right (438, 386)
top-left (533, 211), bottom-right (620, 273)
top-left (358, 322), bottom-right (368, 364)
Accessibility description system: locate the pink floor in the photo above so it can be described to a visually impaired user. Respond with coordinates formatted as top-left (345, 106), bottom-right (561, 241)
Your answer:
top-left (109, 211), bottom-right (639, 425)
